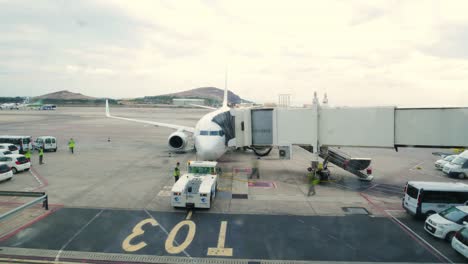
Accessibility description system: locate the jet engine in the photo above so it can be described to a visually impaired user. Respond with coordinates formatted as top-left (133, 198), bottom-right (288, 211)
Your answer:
top-left (168, 131), bottom-right (188, 150)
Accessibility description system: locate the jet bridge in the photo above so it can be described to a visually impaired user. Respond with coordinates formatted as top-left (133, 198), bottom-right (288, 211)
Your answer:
top-left (231, 106), bottom-right (468, 180)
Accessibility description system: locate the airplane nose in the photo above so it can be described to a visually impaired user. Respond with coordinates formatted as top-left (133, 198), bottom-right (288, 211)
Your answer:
top-left (195, 137), bottom-right (223, 160)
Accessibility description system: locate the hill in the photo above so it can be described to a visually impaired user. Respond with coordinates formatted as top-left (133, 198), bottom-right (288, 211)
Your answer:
top-left (139, 87), bottom-right (250, 105)
top-left (33, 90), bottom-right (96, 100)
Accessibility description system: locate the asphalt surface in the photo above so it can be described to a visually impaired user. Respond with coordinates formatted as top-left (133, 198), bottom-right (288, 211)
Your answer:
top-left (396, 215), bottom-right (467, 263)
top-left (0, 207), bottom-right (445, 262)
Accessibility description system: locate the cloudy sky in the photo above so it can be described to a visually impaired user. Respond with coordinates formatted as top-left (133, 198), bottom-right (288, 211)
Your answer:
top-left (1, 0), bottom-right (468, 106)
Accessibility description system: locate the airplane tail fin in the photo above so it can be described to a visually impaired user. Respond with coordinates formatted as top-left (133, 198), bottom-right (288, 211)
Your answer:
top-left (105, 99), bottom-right (110, 117)
top-left (222, 69), bottom-right (228, 108)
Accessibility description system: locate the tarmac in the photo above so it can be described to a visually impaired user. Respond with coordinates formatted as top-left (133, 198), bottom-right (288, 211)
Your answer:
top-left (0, 107), bottom-right (466, 263)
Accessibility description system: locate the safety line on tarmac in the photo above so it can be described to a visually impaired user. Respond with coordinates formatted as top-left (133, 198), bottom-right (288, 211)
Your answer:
top-left (386, 210), bottom-right (454, 264)
top-left (55, 210), bottom-right (104, 262)
top-left (29, 167), bottom-right (49, 191)
top-left (29, 169), bottom-right (43, 187)
top-left (360, 192), bottom-right (453, 264)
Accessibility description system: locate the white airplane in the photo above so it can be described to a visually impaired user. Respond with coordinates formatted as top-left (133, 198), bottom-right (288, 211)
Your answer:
top-left (0, 103), bottom-right (19, 110)
top-left (106, 87), bottom-right (233, 161)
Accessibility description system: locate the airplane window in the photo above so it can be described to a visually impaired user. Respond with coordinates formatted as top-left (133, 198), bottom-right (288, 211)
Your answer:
top-left (219, 130), bottom-right (225, 137)
top-left (210, 131), bottom-right (219, 136)
top-left (200, 131), bottom-right (209, 135)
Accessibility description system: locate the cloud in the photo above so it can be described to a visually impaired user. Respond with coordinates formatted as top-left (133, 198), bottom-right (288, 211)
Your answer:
top-left (420, 24), bottom-right (468, 59)
top-left (0, 0), bottom-right (467, 107)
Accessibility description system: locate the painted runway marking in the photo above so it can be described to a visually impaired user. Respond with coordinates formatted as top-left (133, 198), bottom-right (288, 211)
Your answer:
top-left (157, 190), bottom-right (172, 197)
top-left (122, 218), bottom-right (158, 252)
top-left (207, 221), bottom-right (233, 257)
top-left (165, 220), bottom-right (196, 254)
top-left (185, 210), bottom-right (193, 220)
top-left (143, 209), bottom-right (192, 258)
top-left (55, 209), bottom-right (104, 262)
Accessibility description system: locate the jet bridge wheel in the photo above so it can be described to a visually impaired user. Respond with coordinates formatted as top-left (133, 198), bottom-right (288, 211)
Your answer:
top-left (250, 146), bottom-right (273, 157)
top-left (458, 173), bottom-right (466, 179)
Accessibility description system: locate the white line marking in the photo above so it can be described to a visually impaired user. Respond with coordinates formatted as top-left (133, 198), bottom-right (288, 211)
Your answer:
top-left (29, 169), bottom-right (43, 187)
top-left (386, 210), bottom-right (454, 264)
top-left (55, 210), bottom-right (104, 262)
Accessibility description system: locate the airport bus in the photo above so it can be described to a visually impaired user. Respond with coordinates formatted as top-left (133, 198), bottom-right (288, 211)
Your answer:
top-left (403, 181), bottom-right (468, 218)
top-left (0, 136), bottom-right (33, 153)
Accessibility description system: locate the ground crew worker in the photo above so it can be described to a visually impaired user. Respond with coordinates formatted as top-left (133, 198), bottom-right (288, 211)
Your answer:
top-left (68, 138), bottom-right (75, 154)
top-left (25, 149), bottom-right (31, 162)
top-left (39, 147), bottom-right (44, 165)
top-left (251, 157), bottom-right (260, 179)
top-left (307, 167), bottom-right (319, 196)
top-left (173, 167), bottom-right (180, 182)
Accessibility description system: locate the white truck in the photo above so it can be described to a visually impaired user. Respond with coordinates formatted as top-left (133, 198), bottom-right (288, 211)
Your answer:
top-left (171, 161), bottom-right (218, 209)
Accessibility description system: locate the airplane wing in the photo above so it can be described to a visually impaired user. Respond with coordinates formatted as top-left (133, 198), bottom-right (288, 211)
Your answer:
top-left (189, 104), bottom-right (216, 110)
top-left (105, 100), bottom-right (195, 133)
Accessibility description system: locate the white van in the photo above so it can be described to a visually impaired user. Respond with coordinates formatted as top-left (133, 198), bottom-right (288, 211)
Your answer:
top-left (33, 136), bottom-right (57, 152)
top-left (443, 150), bottom-right (468, 179)
top-left (403, 181), bottom-right (468, 218)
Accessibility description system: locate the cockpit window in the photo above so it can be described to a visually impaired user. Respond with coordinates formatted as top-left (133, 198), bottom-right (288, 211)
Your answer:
top-left (200, 130), bottom-right (225, 136)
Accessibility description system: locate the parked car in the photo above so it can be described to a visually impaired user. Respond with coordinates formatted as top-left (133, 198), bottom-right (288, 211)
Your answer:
top-left (0, 154), bottom-right (31, 174)
top-left (0, 150), bottom-right (13, 156)
top-left (435, 155), bottom-right (457, 170)
top-left (0, 143), bottom-right (19, 154)
top-left (425, 206), bottom-right (468, 241)
top-left (452, 227), bottom-right (468, 259)
top-left (443, 150), bottom-right (468, 179)
top-left (0, 164), bottom-right (13, 182)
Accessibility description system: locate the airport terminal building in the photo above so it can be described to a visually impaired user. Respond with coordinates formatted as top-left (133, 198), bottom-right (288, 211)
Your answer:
top-left (172, 98), bottom-right (205, 106)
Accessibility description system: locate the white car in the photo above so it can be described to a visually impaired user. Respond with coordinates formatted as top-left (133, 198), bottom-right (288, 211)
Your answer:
top-left (0, 154), bottom-right (31, 174)
top-left (435, 155), bottom-right (457, 170)
top-left (0, 143), bottom-right (19, 154)
top-left (0, 150), bottom-right (13, 156)
top-left (452, 227), bottom-right (468, 259)
top-left (0, 164), bottom-right (13, 182)
top-left (425, 206), bottom-right (468, 241)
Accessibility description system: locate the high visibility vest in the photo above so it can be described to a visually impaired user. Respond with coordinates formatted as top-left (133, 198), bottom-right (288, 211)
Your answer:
top-left (39, 149), bottom-right (44, 156)
top-left (69, 141), bottom-right (75, 147)
top-left (174, 168), bottom-right (180, 177)
top-left (307, 172), bottom-right (319, 185)
top-left (25, 151), bottom-right (31, 159)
